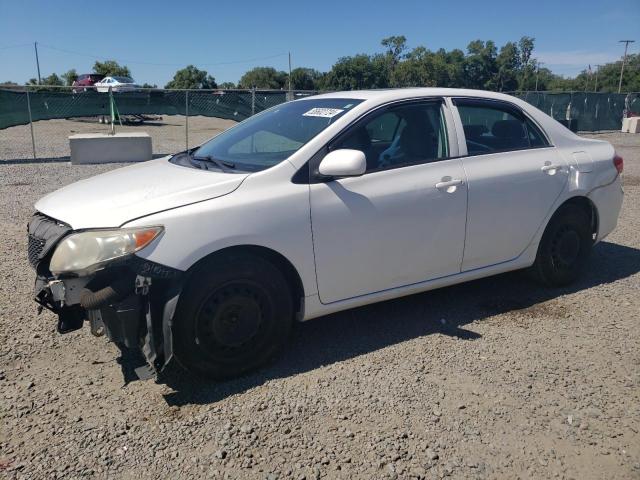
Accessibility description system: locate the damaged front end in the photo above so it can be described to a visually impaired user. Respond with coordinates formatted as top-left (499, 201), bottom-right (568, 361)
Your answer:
top-left (28, 212), bottom-right (183, 379)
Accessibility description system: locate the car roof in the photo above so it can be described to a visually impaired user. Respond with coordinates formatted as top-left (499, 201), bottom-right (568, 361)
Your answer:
top-left (312, 87), bottom-right (586, 146)
top-left (312, 87), bottom-right (520, 102)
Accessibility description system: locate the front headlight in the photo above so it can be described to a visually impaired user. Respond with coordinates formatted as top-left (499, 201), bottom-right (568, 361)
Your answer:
top-left (49, 226), bottom-right (163, 275)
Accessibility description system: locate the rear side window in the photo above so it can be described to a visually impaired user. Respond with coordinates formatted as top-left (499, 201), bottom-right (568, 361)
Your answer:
top-left (455, 100), bottom-right (549, 155)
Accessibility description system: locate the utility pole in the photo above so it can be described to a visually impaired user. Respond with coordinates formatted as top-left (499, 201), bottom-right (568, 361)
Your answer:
top-left (34, 41), bottom-right (41, 85)
top-left (594, 64), bottom-right (602, 92)
top-left (617, 40), bottom-right (635, 93)
top-left (288, 51), bottom-right (292, 100)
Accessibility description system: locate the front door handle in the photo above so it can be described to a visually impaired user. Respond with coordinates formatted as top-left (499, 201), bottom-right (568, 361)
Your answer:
top-left (435, 178), bottom-right (464, 192)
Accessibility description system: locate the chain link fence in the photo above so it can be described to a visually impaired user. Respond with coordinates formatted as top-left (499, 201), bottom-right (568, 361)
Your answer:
top-left (509, 91), bottom-right (640, 132)
top-left (0, 86), bottom-right (316, 161)
top-left (1, 86), bottom-right (638, 162)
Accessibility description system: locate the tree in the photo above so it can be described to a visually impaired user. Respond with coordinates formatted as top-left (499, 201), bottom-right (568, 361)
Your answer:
top-left (238, 67), bottom-right (287, 89)
top-left (391, 46), bottom-right (438, 87)
top-left (496, 42), bottom-right (520, 91)
top-left (381, 35), bottom-right (408, 71)
top-left (463, 40), bottom-right (498, 90)
top-left (141, 83), bottom-right (158, 88)
top-left (517, 36), bottom-right (536, 90)
top-left (0, 81), bottom-right (18, 86)
top-left (323, 54), bottom-right (390, 90)
top-left (93, 60), bottom-right (131, 78)
top-left (61, 69), bottom-right (78, 86)
top-left (561, 55), bottom-right (640, 92)
top-left (531, 67), bottom-right (557, 91)
top-left (218, 82), bottom-right (237, 89)
top-left (230, 34), bottom-right (637, 94)
top-left (165, 65), bottom-right (216, 89)
top-left (41, 73), bottom-right (64, 86)
top-left (289, 68), bottom-right (324, 90)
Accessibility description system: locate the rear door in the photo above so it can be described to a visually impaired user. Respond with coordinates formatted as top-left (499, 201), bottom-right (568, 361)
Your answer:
top-left (452, 98), bottom-right (568, 271)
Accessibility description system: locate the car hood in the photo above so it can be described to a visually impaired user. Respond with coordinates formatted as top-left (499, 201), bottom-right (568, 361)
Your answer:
top-left (35, 156), bottom-right (249, 229)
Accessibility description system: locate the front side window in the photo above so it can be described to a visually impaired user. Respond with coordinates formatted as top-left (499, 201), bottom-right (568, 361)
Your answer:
top-left (184, 98), bottom-right (363, 172)
top-left (332, 101), bottom-right (449, 172)
top-left (456, 100), bottom-right (549, 155)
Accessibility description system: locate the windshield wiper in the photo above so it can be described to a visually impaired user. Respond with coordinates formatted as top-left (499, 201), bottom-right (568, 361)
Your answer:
top-left (192, 155), bottom-right (236, 172)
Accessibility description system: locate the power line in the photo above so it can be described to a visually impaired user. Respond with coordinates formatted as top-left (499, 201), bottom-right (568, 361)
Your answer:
top-left (37, 43), bottom-right (288, 67)
top-left (0, 43), bottom-right (33, 50)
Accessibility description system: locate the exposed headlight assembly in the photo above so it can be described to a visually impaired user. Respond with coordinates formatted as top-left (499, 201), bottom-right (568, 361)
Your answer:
top-left (49, 226), bottom-right (163, 276)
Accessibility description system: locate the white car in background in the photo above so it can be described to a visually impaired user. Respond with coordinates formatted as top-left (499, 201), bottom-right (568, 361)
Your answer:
top-left (28, 88), bottom-right (624, 380)
top-left (94, 76), bottom-right (138, 92)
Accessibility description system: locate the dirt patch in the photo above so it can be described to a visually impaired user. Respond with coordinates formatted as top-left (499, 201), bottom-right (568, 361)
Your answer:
top-left (623, 175), bottom-right (640, 187)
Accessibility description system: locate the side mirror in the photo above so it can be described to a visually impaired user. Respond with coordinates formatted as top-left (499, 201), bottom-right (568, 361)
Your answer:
top-left (318, 149), bottom-right (366, 178)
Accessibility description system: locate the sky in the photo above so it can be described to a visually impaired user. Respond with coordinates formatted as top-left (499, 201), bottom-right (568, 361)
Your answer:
top-left (1, 0), bottom-right (638, 86)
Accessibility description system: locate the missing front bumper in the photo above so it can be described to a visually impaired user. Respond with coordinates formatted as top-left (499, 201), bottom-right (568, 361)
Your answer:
top-left (33, 263), bottom-right (183, 380)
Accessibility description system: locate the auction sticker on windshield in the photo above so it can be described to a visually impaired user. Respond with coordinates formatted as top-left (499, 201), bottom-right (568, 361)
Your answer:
top-left (303, 108), bottom-right (344, 118)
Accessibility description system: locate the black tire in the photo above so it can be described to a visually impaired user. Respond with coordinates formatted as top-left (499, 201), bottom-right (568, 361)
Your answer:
top-left (173, 253), bottom-right (293, 379)
top-left (530, 204), bottom-right (593, 286)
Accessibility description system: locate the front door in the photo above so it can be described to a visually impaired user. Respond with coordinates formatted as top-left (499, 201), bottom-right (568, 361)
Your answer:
top-left (309, 100), bottom-right (468, 304)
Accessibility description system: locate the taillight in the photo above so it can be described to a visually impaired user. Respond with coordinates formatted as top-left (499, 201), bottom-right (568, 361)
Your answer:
top-left (613, 154), bottom-right (624, 174)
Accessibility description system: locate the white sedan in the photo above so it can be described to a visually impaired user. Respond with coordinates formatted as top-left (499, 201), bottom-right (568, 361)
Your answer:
top-left (28, 88), bottom-right (624, 379)
top-left (94, 76), bottom-right (138, 92)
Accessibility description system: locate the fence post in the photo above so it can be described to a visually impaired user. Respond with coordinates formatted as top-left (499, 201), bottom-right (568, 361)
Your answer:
top-left (108, 86), bottom-right (115, 135)
top-left (251, 87), bottom-right (256, 116)
top-left (185, 90), bottom-right (189, 151)
top-left (25, 87), bottom-right (37, 160)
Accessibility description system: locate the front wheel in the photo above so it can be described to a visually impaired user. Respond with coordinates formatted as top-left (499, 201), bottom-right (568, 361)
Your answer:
top-left (173, 254), bottom-right (293, 379)
top-left (530, 204), bottom-right (593, 286)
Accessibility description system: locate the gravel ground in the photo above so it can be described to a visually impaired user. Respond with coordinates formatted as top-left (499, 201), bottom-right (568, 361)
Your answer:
top-left (0, 116), bottom-right (237, 161)
top-left (0, 132), bottom-right (639, 479)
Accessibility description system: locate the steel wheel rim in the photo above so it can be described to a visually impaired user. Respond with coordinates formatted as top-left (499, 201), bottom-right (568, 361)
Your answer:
top-left (550, 226), bottom-right (581, 271)
top-left (195, 281), bottom-right (269, 355)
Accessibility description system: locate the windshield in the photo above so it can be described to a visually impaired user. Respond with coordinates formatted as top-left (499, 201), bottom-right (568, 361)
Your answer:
top-left (184, 98), bottom-right (363, 172)
top-left (113, 76), bottom-right (133, 83)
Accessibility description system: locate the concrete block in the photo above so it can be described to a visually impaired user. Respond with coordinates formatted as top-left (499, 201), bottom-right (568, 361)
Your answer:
top-left (622, 117), bottom-right (640, 133)
top-left (69, 132), bottom-right (153, 165)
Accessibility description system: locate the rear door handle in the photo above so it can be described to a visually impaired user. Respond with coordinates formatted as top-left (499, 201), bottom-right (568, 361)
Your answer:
top-left (541, 164), bottom-right (563, 173)
top-left (435, 179), bottom-right (464, 191)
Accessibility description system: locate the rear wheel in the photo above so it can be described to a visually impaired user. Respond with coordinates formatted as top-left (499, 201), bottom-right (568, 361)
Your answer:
top-left (530, 204), bottom-right (593, 286)
top-left (173, 254), bottom-right (293, 379)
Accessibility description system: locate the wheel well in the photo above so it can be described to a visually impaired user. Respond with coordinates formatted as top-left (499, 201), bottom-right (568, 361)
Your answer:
top-left (560, 196), bottom-right (599, 238)
top-left (186, 245), bottom-right (305, 315)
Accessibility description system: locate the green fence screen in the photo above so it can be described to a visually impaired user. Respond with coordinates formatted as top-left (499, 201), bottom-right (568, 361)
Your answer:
top-left (0, 89), bottom-right (309, 130)
top-left (510, 91), bottom-right (639, 131)
top-left (1, 88), bottom-right (638, 132)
